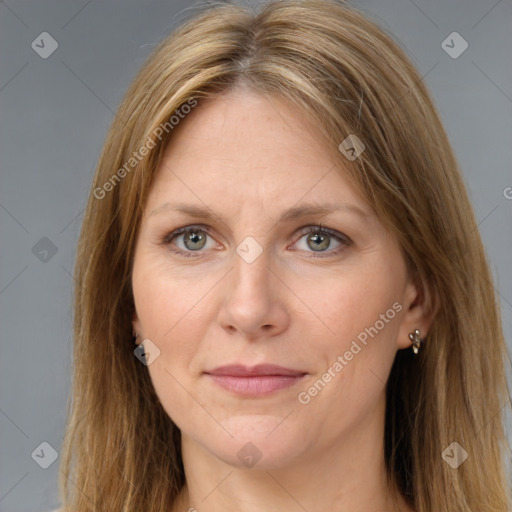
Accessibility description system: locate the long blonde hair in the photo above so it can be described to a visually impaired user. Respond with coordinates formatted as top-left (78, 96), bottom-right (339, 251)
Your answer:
top-left (58, 1), bottom-right (512, 510)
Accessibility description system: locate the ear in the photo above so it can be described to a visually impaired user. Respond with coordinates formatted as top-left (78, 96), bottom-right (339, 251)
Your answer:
top-left (132, 310), bottom-right (143, 346)
top-left (396, 271), bottom-right (437, 351)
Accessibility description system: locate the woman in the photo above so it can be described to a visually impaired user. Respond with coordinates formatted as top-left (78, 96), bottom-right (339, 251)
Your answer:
top-left (57, 1), bottom-right (512, 510)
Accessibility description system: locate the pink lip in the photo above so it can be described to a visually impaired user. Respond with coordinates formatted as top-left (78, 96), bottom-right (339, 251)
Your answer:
top-left (205, 364), bottom-right (307, 396)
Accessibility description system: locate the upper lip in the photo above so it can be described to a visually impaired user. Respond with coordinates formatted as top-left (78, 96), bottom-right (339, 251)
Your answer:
top-left (205, 364), bottom-right (306, 377)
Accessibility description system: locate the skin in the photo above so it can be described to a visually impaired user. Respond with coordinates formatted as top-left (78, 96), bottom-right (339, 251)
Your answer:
top-left (131, 88), bottom-right (431, 512)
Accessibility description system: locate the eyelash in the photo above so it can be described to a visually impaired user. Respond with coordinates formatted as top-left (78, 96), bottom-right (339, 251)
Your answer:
top-left (160, 224), bottom-right (353, 259)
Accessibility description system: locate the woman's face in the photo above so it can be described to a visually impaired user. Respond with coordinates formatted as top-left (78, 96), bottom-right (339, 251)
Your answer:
top-left (131, 89), bottom-right (426, 469)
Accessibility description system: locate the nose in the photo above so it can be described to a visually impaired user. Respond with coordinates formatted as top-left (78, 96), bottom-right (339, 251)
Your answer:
top-left (216, 248), bottom-right (290, 340)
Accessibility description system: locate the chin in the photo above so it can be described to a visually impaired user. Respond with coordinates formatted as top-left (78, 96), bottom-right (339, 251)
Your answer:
top-left (204, 415), bottom-right (307, 470)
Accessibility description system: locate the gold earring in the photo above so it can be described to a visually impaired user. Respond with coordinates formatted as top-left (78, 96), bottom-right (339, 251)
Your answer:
top-left (409, 329), bottom-right (422, 354)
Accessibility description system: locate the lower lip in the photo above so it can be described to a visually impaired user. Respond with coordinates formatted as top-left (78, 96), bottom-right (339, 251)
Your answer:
top-left (206, 374), bottom-right (306, 396)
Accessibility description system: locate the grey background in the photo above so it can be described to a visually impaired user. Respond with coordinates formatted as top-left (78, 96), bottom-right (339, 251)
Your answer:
top-left (1, 0), bottom-right (511, 510)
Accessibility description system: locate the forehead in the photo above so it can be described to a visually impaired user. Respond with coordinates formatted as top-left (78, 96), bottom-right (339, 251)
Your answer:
top-left (165, 90), bottom-right (333, 168)
top-left (151, 90), bottom-right (364, 199)
top-left (144, 90), bottom-right (371, 222)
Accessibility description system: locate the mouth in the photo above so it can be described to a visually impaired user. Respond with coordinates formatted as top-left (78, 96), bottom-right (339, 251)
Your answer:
top-left (204, 364), bottom-right (308, 397)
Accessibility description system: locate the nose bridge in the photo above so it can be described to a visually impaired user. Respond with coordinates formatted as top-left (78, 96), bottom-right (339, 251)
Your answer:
top-left (230, 219), bottom-right (274, 285)
top-left (230, 241), bottom-right (275, 303)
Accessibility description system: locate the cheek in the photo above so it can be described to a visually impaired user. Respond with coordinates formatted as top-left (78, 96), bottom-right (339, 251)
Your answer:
top-left (294, 262), bottom-right (404, 420)
top-left (132, 262), bottom-right (211, 425)
top-left (132, 258), bottom-right (211, 365)
top-left (298, 262), bottom-right (402, 350)
top-left (293, 267), bottom-right (402, 438)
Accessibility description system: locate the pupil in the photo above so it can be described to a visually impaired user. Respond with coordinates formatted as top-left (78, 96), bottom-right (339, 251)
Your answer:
top-left (309, 233), bottom-right (329, 251)
top-left (186, 231), bottom-right (205, 250)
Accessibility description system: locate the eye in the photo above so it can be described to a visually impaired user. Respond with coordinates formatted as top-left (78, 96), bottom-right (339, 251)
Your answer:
top-left (160, 226), bottom-right (218, 258)
top-left (292, 224), bottom-right (352, 258)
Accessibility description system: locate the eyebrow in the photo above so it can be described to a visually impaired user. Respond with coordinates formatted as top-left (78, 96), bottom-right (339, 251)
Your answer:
top-left (148, 201), bottom-right (371, 224)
